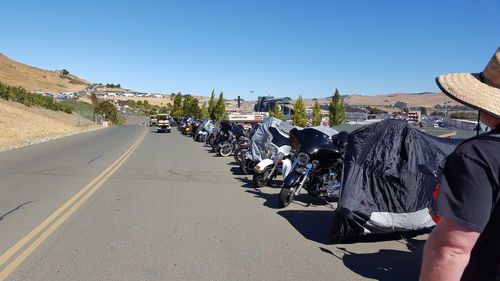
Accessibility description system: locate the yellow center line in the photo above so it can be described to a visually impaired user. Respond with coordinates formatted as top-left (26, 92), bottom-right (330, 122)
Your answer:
top-left (0, 128), bottom-right (146, 280)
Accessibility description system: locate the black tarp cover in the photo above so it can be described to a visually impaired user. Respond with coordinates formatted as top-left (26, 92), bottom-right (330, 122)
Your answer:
top-left (332, 119), bottom-right (463, 240)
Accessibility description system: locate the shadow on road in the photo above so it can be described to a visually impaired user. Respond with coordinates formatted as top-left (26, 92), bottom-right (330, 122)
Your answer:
top-left (336, 238), bottom-right (425, 281)
top-left (245, 189), bottom-right (282, 209)
top-left (236, 176), bottom-right (255, 188)
top-left (230, 167), bottom-right (245, 176)
top-left (277, 210), bottom-right (335, 244)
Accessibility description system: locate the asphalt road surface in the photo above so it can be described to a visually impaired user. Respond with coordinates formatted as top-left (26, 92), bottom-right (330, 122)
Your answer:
top-left (0, 116), bottom-right (426, 281)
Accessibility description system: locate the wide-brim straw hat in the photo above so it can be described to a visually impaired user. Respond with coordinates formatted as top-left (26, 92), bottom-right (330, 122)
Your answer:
top-left (436, 47), bottom-right (500, 119)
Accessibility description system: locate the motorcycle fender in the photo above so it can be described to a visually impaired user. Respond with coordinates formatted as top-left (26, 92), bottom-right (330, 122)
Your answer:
top-left (254, 159), bottom-right (273, 173)
top-left (283, 170), bottom-right (302, 188)
top-left (282, 159), bottom-right (292, 178)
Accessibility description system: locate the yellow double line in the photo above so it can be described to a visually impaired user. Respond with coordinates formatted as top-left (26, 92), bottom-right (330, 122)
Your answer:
top-left (0, 128), bottom-right (147, 281)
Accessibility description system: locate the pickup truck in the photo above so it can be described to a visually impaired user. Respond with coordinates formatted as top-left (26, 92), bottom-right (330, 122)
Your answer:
top-left (156, 114), bottom-right (171, 133)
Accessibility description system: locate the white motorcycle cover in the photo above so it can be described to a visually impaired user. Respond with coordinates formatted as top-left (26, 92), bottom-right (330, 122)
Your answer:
top-left (245, 117), bottom-right (296, 162)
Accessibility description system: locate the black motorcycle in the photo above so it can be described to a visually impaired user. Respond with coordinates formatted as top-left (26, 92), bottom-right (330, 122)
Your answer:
top-left (278, 128), bottom-right (348, 207)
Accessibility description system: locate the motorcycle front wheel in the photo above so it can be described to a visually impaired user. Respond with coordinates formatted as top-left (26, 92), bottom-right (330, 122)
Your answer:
top-left (253, 167), bottom-right (271, 188)
top-left (279, 187), bottom-right (294, 208)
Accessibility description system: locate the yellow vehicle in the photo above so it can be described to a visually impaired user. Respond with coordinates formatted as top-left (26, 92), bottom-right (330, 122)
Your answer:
top-left (157, 114), bottom-right (171, 133)
top-left (149, 115), bottom-right (158, 127)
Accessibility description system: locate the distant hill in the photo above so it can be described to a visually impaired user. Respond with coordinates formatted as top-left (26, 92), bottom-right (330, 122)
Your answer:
top-left (342, 92), bottom-right (461, 108)
top-left (0, 53), bottom-right (90, 93)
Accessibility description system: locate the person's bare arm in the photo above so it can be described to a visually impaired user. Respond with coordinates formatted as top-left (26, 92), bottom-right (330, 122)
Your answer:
top-left (419, 217), bottom-right (480, 281)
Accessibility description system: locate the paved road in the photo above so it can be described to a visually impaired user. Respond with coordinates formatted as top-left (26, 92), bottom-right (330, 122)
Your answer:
top-left (0, 118), bottom-right (426, 281)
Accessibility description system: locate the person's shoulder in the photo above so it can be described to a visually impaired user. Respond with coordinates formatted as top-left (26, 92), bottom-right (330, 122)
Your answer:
top-left (453, 130), bottom-right (500, 159)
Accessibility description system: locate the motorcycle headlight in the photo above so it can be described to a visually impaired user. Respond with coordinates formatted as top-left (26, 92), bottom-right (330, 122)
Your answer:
top-left (297, 152), bottom-right (309, 165)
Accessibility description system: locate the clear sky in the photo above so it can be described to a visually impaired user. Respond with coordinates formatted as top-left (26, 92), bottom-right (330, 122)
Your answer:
top-left (1, 0), bottom-right (499, 100)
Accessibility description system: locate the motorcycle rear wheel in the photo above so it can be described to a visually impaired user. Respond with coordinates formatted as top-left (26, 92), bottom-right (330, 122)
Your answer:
top-left (219, 144), bottom-right (233, 157)
top-left (233, 148), bottom-right (246, 164)
top-left (239, 158), bottom-right (254, 175)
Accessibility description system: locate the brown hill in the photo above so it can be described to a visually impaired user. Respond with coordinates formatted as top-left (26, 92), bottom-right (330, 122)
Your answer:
top-left (0, 99), bottom-right (100, 151)
top-left (342, 92), bottom-right (461, 108)
top-left (0, 53), bottom-right (90, 93)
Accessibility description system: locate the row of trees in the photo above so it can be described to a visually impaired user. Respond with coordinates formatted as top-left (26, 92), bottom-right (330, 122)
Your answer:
top-left (170, 91), bottom-right (227, 121)
top-left (0, 82), bottom-right (73, 113)
top-left (274, 89), bottom-right (346, 127)
top-left (105, 83), bottom-right (121, 88)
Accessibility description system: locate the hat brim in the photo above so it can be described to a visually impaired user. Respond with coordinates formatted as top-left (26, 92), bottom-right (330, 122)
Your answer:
top-left (436, 73), bottom-right (500, 120)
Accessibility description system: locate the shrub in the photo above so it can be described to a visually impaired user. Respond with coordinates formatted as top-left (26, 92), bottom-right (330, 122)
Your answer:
top-left (0, 82), bottom-right (73, 113)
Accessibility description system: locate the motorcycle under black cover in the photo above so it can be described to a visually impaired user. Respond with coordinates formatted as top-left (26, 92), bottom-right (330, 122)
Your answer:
top-left (220, 121), bottom-right (232, 133)
top-left (332, 119), bottom-right (463, 240)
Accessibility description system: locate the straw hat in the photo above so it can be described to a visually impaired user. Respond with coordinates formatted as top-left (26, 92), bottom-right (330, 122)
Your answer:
top-left (436, 47), bottom-right (500, 119)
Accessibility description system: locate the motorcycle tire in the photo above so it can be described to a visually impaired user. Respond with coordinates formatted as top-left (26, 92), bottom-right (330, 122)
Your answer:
top-left (253, 167), bottom-right (271, 188)
top-left (233, 148), bottom-right (245, 164)
top-left (279, 187), bottom-right (294, 208)
top-left (239, 158), bottom-right (254, 175)
top-left (219, 144), bottom-right (233, 157)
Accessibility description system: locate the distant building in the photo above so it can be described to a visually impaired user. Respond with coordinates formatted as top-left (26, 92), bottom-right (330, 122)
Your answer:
top-left (408, 111), bottom-right (422, 124)
top-left (254, 96), bottom-right (294, 120)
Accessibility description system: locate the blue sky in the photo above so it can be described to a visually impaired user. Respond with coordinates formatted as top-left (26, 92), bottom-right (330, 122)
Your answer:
top-left (1, 0), bottom-right (499, 100)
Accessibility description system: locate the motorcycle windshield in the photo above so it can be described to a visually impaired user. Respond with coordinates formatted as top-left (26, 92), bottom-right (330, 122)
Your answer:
top-left (231, 125), bottom-right (245, 138)
top-left (269, 127), bottom-right (289, 147)
top-left (290, 128), bottom-right (338, 156)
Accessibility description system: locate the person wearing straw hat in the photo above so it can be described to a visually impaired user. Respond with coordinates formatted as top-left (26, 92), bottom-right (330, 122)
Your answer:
top-left (420, 47), bottom-right (500, 281)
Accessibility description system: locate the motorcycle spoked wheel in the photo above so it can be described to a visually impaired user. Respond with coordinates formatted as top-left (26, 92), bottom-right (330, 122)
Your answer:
top-left (239, 158), bottom-right (255, 175)
top-left (219, 144), bottom-right (233, 157)
top-left (253, 167), bottom-right (272, 188)
top-left (233, 148), bottom-right (245, 164)
top-left (279, 187), bottom-right (294, 208)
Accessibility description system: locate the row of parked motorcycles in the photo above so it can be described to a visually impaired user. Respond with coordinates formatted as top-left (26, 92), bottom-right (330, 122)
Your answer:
top-left (175, 117), bottom-right (349, 208)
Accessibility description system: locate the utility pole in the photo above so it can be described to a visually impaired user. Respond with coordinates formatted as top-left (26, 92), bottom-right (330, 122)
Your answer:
top-left (444, 101), bottom-right (450, 118)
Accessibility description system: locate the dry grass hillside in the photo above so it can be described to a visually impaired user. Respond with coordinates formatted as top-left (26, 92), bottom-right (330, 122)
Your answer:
top-left (342, 92), bottom-right (461, 108)
top-left (0, 99), bottom-right (101, 151)
top-left (0, 53), bottom-right (90, 93)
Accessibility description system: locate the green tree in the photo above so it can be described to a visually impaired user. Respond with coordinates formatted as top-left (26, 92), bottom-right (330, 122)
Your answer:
top-left (292, 96), bottom-right (307, 127)
top-left (172, 92), bottom-right (183, 113)
top-left (62, 69), bottom-right (69, 75)
top-left (269, 104), bottom-right (283, 119)
top-left (136, 100), bottom-right (143, 107)
top-left (401, 106), bottom-right (409, 114)
top-left (182, 94), bottom-right (193, 117)
top-left (214, 92), bottom-right (226, 121)
top-left (159, 106), bottom-right (168, 114)
top-left (90, 93), bottom-right (99, 105)
top-left (125, 100), bottom-right (136, 107)
top-left (94, 100), bottom-right (119, 124)
top-left (366, 106), bottom-right (388, 114)
top-left (190, 98), bottom-right (202, 119)
top-left (312, 101), bottom-right (322, 126)
top-left (329, 89), bottom-right (346, 126)
top-left (394, 101), bottom-right (407, 109)
top-left (201, 104), bottom-right (209, 119)
top-left (172, 109), bottom-right (183, 119)
top-left (419, 107), bottom-right (428, 115)
top-left (208, 90), bottom-right (216, 120)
